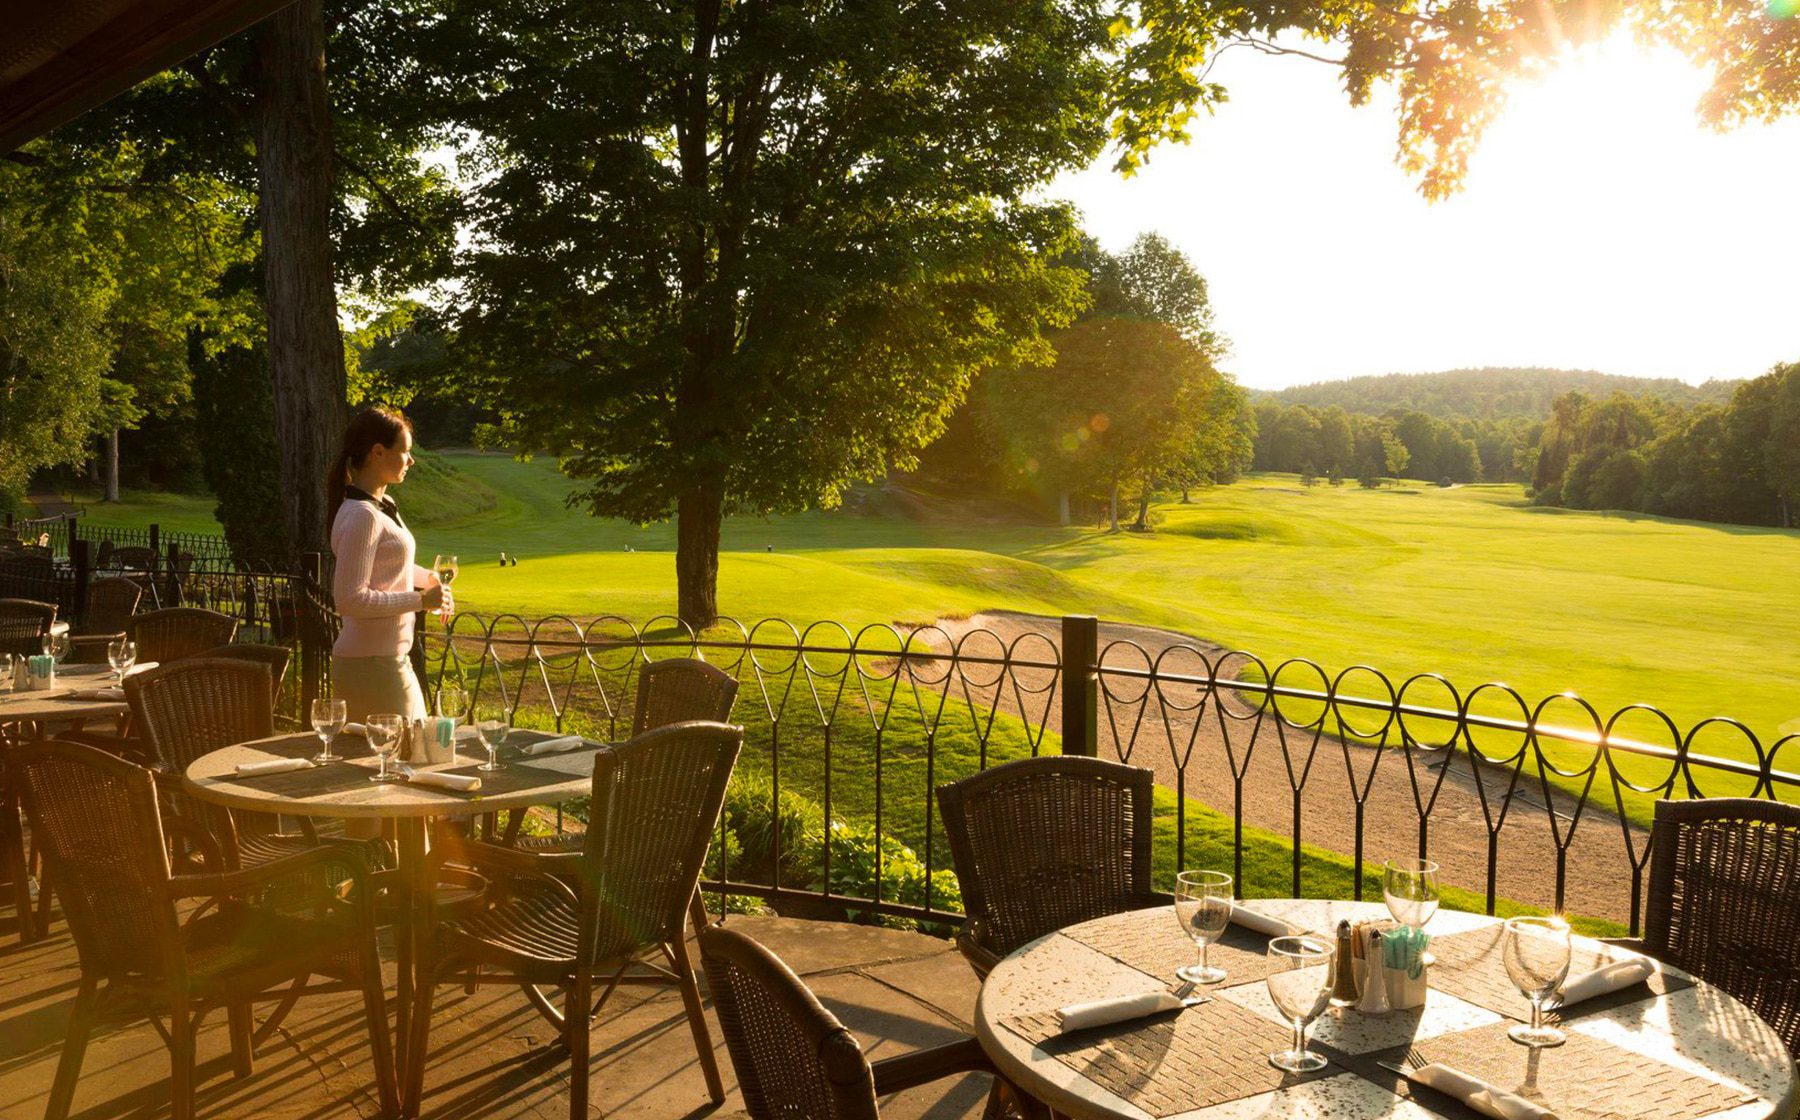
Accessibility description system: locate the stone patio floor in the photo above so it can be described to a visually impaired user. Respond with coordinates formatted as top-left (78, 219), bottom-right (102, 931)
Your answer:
top-left (0, 910), bottom-right (991, 1120)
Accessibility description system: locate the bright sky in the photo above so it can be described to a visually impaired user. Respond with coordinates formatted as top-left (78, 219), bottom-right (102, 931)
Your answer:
top-left (1050, 34), bottom-right (1800, 391)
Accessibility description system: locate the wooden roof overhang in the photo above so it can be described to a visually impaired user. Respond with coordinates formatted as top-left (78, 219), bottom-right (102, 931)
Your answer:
top-left (1, 0), bottom-right (294, 153)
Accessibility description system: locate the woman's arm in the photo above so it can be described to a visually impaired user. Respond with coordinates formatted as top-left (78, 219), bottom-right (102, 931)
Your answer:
top-left (332, 506), bottom-right (425, 619)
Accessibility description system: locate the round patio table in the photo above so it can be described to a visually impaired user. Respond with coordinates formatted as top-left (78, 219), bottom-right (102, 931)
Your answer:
top-left (975, 898), bottom-right (1795, 1120)
top-left (182, 729), bottom-right (604, 1085)
top-left (1, 663), bottom-right (132, 942)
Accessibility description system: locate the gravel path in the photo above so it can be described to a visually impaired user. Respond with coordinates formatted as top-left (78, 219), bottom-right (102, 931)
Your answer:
top-left (932, 611), bottom-right (1649, 929)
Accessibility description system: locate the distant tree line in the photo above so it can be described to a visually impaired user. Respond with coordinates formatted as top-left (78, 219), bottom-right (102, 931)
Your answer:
top-left (1532, 364), bottom-right (1799, 528)
top-left (1250, 402), bottom-right (1521, 487)
top-left (1268, 367), bottom-right (1739, 421)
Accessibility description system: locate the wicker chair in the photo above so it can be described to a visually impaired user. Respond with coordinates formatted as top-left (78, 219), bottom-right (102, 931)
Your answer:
top-left (66, 576), bottom-right (143, 664)
top-left (936, 755), bottom-right (1162, 977)
top-left (110, 544), bottom-right (157, 570)
top-left (0, 597), bottom-right (57, 657)
top-left (402, 720), bottom-right (744, 1120)
top-left (199, 643), bottom-right (292, 713)
top-left (503, 657), bottom-right (739, 850)
top-left (1617, 799), bottom-right (1800, 1059)
top-left (126, 607), bottom-right (238, 665)
top-left (14, 741), bottom-right (396, 1120)
top-left (700, 923), bottom-right (999, 1120)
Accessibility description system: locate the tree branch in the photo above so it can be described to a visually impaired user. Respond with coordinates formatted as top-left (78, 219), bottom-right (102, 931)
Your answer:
top-left (334, 149), bottom-right (430, 233)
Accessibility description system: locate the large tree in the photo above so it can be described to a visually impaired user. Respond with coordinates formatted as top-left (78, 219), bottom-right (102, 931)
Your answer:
top-left (443, 0), bottom-right (1232, 626)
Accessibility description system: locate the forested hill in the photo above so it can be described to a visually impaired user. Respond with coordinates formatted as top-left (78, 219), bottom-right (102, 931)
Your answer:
top-left (1263, 368), bottom-right (1740, 420)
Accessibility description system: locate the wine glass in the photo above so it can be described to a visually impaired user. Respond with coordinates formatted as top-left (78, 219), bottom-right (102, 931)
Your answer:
top-left (312, 698), bottom-right (347, 763)
top-left (437, 685), bottom-right (468, 722)
top-left (1266, 935), bottom-right (1335, 1073)
top-left (1173, 870), bottom-right (1234, 984)
top-left (107, 637), bottom-right (137, 685)
top-left (366, 713), bottom-right (406, 783)
top-left (472, 702), bottom-right (509, 772)
top-left (433, 554), bottom-right (459, 623)
top-left (41, 631), bottom-right (68, 670)
top-left (1384, 857), bottom-right (1440, 931)
top-left (1, 652), bottom-right (14, 689)
top-left (1502, 916), bottom-right (1571, 1048)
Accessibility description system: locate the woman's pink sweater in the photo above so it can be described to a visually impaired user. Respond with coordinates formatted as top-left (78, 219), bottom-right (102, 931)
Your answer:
top-left (331, 498), bottom-right (431, 657)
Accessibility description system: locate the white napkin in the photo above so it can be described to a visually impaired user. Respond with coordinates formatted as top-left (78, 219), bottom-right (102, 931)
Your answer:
top-left (123, 662), bottom-right (157, 677)
top-left (344, 722), bottom-right (367, 737)
top-left (1554, 957), bottom-right (1654, 1008)
top-left (406, 770), bottom-right (481, 792)
top-left (69, 686), bottom-right (125, 701)
top-left (1055, 991), bottom-right (1189, 1032)
top-left (515, 735), bottom-right (584, 756)
top-left (236, 758), bottom-right (313, 777)
top-left (1230, 903), bottom-right (1303, 937)
top-left (1411, 1064), bottom-right (1560, 1120)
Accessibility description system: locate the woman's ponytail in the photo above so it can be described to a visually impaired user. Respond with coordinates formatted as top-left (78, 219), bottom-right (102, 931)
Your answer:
top-left (327, 406), bottom-right (413, 524)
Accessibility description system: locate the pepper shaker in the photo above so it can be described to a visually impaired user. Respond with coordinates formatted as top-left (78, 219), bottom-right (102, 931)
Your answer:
top-left (1331, 919), bottom-right (1360, 1006)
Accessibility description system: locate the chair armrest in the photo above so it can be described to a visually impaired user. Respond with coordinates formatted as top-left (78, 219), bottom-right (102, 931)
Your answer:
top-left (165, 841), bottom-right (373, 903)
top-left (956, 919), bottom-right (1003, 978)
top-left (162, 814), bottom-right (228, 874)
top-left (871, 1036), bottom-right (993, 1096)
top-left (432, 824), bottom-right (582, 878)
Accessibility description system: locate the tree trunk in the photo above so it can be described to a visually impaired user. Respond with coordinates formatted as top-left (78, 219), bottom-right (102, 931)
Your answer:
top-left (104, 429), bottom-right (120, 502)
top-left (1108, 480), bottom-right (1119, 532)
top-left (1057, 490), bottom-right (1070, 526)
top-left (252, 0), bottom-right (346, 557)
top-left (1134, 477), bottom-right (1150, 530)
top-left (676, 479), bottom-right (724, 630)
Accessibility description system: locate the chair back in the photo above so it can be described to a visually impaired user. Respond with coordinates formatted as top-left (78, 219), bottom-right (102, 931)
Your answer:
top-left (93, 539), bottom-right (115, 569)
top-left (200, 643), bottom-right (292, 711)
top-left (936, 755), bottom-right (1156, 958)
top-left (579, 721), bottom-right (741, 960)
top-left (632, 657), bottom-right (739, 737)
top-left (110, 545), bottom-right (157, 571)
top-left (0, 553), bottom-right (57, 607)
top-left (126, 607), bottom-right (239, 664)
top-left (698, 923), bottom-right (880, 1120)
top-left (126, 657), bottom-right (275, 773)
top-left (81, 576), bottom-right (143, 635)
top-left (14, 741), bottom-right (181, 982)
top-left (0, 598), bottom-right (57, 657)
top-left (1645, 798), bottom-right (1800, 1055)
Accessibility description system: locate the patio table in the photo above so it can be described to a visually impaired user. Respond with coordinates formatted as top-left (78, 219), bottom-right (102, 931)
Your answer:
top-left (1, 663), bottom-right (132, 942)
top-left (181, 728), bottom-right (604, 1086)
top-left (975, 898), bottom-right (1795, 1120)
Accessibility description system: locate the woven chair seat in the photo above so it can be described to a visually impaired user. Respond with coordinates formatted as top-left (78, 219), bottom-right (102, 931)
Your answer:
top-left (436, 890), bottom-right (638, 975)
top-left (176, 907), bottom-right (365, 995)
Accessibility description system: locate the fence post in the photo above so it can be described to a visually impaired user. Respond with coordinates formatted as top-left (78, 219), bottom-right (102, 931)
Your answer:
top-left (299, 551), bottom-right (329, 714)
top-left (1061, 614), bottom-right (1099, 757)
top-left (71, 539), bottom-right (92, 626)
top-left (148, 523), bottom-right (160, 563)
top-left (163, 543), bottom-right (183, 607)
top-left (64, 512), bottom-right (78, 559)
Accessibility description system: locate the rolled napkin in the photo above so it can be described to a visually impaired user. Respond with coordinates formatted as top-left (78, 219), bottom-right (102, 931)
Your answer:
top-left (1553, 956), bottom-right (1655, 1008)
top-left (515, 735), bottom-right (584, 756)
top-left (1055, 990), bottom-right (1191, 1032)
top-left (344, 722), bottom-right (367, 737)
top-left (405, 770), bottom-right (482, 792)
top-left (1230, 902), bottom-right (1304, 937)
top-left (69, 686), bottom-right (125, 702)
top-left (1410, 1063), bottom-right (1561, 1120)
top-left (236, 757), bottom-right (314, 777)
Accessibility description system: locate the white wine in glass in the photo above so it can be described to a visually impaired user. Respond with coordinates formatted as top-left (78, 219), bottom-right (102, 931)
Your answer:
top-left (432, 554), bottom-right (458, 624)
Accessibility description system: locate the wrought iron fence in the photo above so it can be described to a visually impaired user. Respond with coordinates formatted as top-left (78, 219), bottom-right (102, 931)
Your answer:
top-left (389, 611), bottom-right (1799, 937)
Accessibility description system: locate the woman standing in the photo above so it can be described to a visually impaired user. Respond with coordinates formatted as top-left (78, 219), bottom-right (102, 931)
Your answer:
top-left (328, 406), bottom-right (450, 722)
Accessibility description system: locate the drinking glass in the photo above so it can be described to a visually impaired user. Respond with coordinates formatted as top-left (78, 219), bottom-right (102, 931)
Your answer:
top-left (436, 685), bottom-right (468, 722)
top-left (367, 713), bottom-right (406, 782)
top-left (1502, 916), bottom-right (1571, 1048)
top-left (107, 637), bottom-right (137, 684)
top-left (433, 554), bottom-right (459, 623)
top-left (1, 652), bottom-right (13, 689)
top-left (1173, 870), bottom-right (1234, 984)
top-left (1384, 857), bottom-right (1440, 931)
top-left (311, 698), bottom-right (347, 763)
top-left (1266, 935), bottom-right (1335, 1073)
top-left (41, 631), bottom-right (68, 669)
top-left (473, 703), bottom-right (509, 772)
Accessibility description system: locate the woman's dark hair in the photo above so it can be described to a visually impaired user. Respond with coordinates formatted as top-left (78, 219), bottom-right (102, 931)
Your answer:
top-left (327, 406), bottom-right (413, 514)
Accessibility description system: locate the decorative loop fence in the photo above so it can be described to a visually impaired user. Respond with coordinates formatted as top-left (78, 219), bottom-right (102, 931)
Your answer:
top-left (399, 611), bottom-right (1798, 938)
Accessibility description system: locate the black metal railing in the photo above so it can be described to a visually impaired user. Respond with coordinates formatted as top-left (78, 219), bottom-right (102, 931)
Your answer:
top-left (387, 610), bottom-right (1798, 936)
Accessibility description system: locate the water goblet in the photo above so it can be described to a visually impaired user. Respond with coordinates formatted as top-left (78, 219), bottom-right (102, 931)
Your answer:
top-left (1173, 870), bottom-right (1234, 984)
top-left (473, 704), bottom-right (509, 772)
top-left (312, 698), bottom-right (347, 763)
top-left (1266, 935), bottom-right (1336, 1073)
top-left (107, 637), bottom-right (137, 685)
top-left (436, 685), bottom-right (468, 722)
top-left (366, 713), bottom-right (406, 782)
top-left (41, 631), bottom-right (68, 669)
top-left (1503, 916), bottom-right (1571, 1048)
top-left (1384, 857), bottom-right (1440, 931)
top-left (1, 652), bottom-right (13, 689)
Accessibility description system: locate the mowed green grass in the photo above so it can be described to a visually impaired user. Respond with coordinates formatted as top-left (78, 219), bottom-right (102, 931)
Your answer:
top-left (62, 453), bottom-right (1800, 770)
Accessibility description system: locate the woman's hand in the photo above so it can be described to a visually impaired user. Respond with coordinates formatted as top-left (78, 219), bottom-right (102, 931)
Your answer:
top-left (420, 584), bottom-right (446, 611)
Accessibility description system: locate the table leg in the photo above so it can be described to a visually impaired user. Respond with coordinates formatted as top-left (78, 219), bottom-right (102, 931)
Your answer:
top-left (394, 817), bottom-right (427, 1087)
